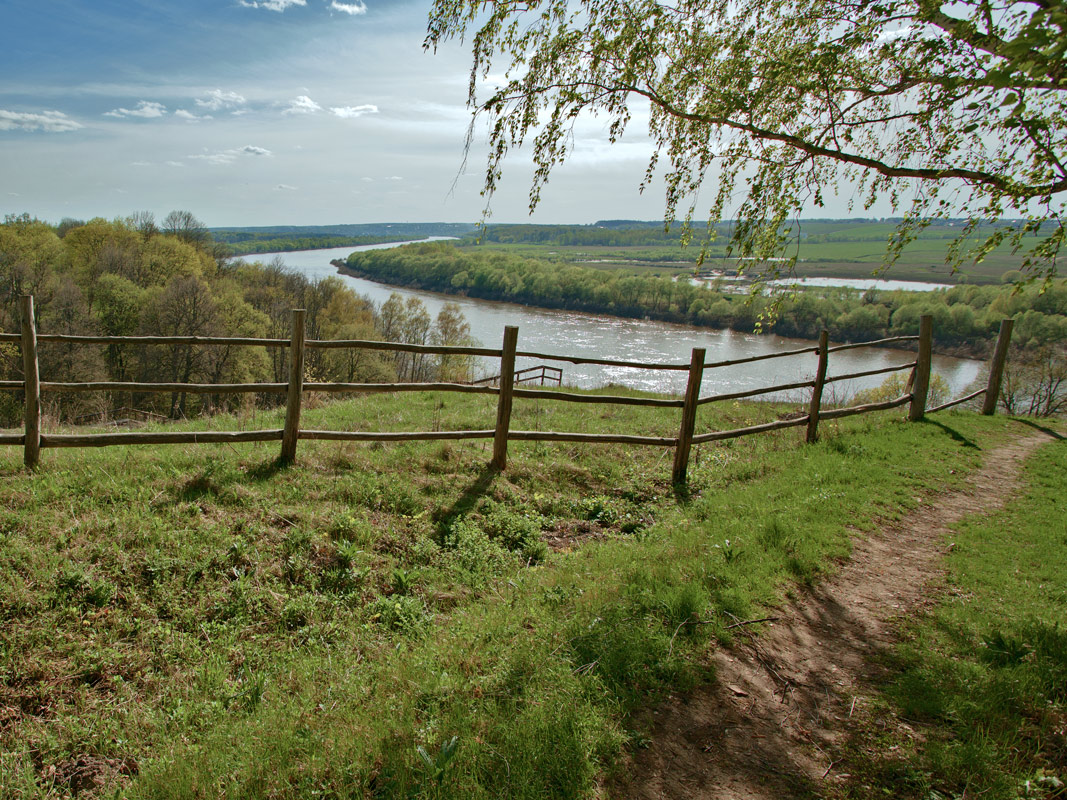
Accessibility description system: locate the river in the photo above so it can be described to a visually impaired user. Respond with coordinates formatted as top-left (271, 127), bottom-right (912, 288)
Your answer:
top-left (250, 243), bottom-right (983, 400)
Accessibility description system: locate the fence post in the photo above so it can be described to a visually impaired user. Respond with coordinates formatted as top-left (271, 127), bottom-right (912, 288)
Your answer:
top-left (20, 296), bottom-right (40, 469)
top-left (672, 347), bottom-right (705, 486)
top-left (982, 318), bottom-right (1014, 416)
top-left (908, 314), bottom-right (933, 422)
top-left (806, 330), bottom-right (829, 443)
top-left (491, 326), bottom-right (519, 470)
top-left (280, 309), bottom-right (306, 463)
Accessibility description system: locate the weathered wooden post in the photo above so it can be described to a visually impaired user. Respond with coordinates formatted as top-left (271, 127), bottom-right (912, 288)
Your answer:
top-left (982, 318), bottom-right (1014, 416)
top-left (806, 330), bottom-right (829, 443)
top-left (491, 326), bottom-right (519, 470)
top-left (20, 296), bottom-right (41, 469)
top-left (672, 347), bottom-right (705, 486)
top-left (280, 309), bottom-right (306, 463)
top-left (908, 314), bottom-right (933, 422)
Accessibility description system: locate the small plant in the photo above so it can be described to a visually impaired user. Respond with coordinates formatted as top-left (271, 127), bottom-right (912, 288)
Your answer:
top-left (390, 567), bottom-right (416, 596)
top-left (715, 538), bottom-right (741, 565)
top-left (416, 735), bottom-right (459, 792)
top-left (280, 597), bottom-right (315, 630)
top-left (980, 629), bottom-right (1032, 666)
top-left (481, 503), bottom-right (548, 564)
top-left (330, 511), bottom-right (376, 547)
top-left (367, 595), bottom-right (432, 636)
top-left (52, 564), bottom-right (115, 609)
top-left (575, 495), bottom-right (618, 524)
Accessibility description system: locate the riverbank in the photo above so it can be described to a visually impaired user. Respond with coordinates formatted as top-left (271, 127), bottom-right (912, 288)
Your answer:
top-left (341, 241), bottom-right (1064, 363)
top-left (253, 245), bottom-right (981, 398)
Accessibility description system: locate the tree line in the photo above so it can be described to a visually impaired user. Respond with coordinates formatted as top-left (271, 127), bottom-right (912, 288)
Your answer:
top-left (210, 232), bottom-right (428, 256)
top-left (345, 242), bottom-right (1067, 354)
top-left (0, 213), bottom-right (477, 426)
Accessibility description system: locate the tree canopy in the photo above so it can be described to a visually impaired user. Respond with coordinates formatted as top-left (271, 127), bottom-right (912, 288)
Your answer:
top-left (426, 0), bottom-right (1067, 283)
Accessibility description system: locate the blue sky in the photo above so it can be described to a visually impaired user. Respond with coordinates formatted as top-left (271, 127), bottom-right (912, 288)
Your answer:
top-left (1, 0), bottom-right (674, 227)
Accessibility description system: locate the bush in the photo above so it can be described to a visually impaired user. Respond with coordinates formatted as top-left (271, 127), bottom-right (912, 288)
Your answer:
top-left (851, 371), bottom-right (950, 408)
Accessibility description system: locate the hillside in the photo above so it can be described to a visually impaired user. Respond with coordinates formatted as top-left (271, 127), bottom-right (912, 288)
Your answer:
top-left (1, 392), bottom-right (1063, 799)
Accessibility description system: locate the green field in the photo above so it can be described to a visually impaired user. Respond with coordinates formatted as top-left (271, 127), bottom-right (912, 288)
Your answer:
top-left (1, 387), bottom-right (1062, 799)
top-left (461, 221), bottom-right (1036, 284)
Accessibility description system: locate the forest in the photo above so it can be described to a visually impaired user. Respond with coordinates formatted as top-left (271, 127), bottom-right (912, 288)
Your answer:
top-left (345, 241), bottom-right (1067, 353)
top-left (210, 233), bottom-right (424, 256)
top-left (209, 222), bottom-right (478, 256)
top-left (0, 213), bottom-right (476, 427)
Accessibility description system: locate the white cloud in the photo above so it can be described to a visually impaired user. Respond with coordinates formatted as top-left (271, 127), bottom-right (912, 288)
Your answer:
top-left (105, 100), bottom-right (167, 119)
top-left (330, 104), bottom-right (378, 118)
top-left (131, 160), bottom-right (152, 166)
top-left (330, 1), bottom-right (367, 14)
top-left (196, 89), bottom-right (246, 111)
top-left (877, 26), bottom-right (914, 42)
top-left (284, 95), bottom-right (322, 114)
top-left (165, 161), bottom-right (186, 168)
top-left (175, 109), bottom-right (212, 121)
top-left (189, 144), bottom-right (273, 165)
top-left (275, 184), bottom-right (298, 191)
top-left (238, 0), bottom-right (306, 10)
top-left (0, 109), bottom-right (83, 132)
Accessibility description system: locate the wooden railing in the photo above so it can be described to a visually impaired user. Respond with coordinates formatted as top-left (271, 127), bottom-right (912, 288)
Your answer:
top-left (1, 297), bottom-right (1015, 484)
top-left (471, 364), bottom-right (564, 387)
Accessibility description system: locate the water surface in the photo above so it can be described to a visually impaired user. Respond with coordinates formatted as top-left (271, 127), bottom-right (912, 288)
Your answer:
top-left (252, 245), bottom-right (982, 400)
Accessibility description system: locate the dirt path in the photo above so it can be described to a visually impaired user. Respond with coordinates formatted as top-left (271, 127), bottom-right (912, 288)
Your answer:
top-left (610, 429), bottom-right (1058, 800)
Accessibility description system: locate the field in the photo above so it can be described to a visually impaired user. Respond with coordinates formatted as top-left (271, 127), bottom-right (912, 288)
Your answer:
top-left (462, 221), bottom-right (1034, 285)
top-left (0, 390), bottom-right (1062, 799)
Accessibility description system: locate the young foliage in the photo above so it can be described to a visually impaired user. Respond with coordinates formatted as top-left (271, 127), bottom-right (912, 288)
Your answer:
top-left (427, 0), bottom-right (1067, 283)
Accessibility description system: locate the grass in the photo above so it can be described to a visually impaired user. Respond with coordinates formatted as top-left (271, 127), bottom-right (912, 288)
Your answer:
top-left (470, 226), bottom-right (1029, 284)
top-left (0, 389), bottom-right (1041, 799)
top-left (831, 421), bottom-right (1067, 800)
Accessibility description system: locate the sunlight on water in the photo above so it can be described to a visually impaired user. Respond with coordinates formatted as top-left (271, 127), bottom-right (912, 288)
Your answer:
top-left (253, 245), bottom-right (983, 400)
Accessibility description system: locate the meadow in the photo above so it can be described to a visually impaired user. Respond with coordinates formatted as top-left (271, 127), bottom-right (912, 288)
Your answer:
top-left (1, 388), bottom-right (1062, 799)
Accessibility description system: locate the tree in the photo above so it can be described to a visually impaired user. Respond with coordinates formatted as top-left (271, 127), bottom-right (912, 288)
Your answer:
top-left (433, 302), bottom-right (478, 382)
top-left (426, 0), bottom-right (1067, 283)
top-left (140, 275), bottom-right (220, 418)
top-left (161, 210), bottom-right (210, 249)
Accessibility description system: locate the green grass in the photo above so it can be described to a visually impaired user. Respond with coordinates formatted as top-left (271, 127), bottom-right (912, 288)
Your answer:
top-left (0, 391), bottom-right (1037, 798)
top-left (832, 423), bottom-right (1067, 800)
top-left (470, 227), bottom-right (1029, 284)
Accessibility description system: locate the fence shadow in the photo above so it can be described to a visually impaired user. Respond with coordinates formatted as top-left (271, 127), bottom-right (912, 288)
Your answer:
top-left (247, 457), bottom-right (290, 482)
top-left (434, 464), bottom-right (499, 533)
top-left (920, 418), bottom-right (981, 449)
top-left (1011, 418), bottom-right (1066, 441)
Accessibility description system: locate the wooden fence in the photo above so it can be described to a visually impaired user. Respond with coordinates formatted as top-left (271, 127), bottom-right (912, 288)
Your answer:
top-left (471, 364), bottom-right (564, 387)
top-left (1, 296), bottom-right (1015, 484)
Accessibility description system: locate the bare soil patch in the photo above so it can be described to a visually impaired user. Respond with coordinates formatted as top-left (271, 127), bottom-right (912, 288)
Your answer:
top-left (610, 430), bottom-right (1056, 800)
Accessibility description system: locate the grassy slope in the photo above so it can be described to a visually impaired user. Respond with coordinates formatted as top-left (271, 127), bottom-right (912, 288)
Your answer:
top-left (0, 392), bottom-right (1052, 799)
top-left (834, 424), bottom-right (1067, 800)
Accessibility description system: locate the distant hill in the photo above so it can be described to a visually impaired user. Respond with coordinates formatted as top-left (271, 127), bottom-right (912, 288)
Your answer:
top-left (209, 222), bottom-right (481, 256)
top-left (211, 222), bottom-right (479, 240)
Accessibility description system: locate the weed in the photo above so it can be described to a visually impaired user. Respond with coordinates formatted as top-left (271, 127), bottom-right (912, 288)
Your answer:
top-left (416, 735), bottom-right (459, 791)
top-left (367, 595), bottom-right (432, 635)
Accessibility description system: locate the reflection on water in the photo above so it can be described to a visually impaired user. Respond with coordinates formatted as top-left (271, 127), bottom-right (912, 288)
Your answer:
top-left (252, 245), bottom-right (983, 400)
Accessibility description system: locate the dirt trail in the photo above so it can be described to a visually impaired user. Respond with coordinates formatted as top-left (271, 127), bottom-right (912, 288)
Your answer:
top-left (610, 429), bottom-right (1058, 800)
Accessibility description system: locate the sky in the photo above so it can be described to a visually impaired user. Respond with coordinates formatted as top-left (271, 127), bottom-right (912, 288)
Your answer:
top-left (0, 0), bottom-right (881, 229)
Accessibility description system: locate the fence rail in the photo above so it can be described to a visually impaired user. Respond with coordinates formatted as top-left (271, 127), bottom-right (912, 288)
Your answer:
top-left (471, 364), bottom-right (564, 387)
top-left (2, 295), bottom-right (1015, 484)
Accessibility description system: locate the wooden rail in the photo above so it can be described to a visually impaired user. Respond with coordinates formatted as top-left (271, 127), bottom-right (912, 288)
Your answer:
top-left (0, 298), bottom-right (1014, 483)
top-left (471, 364), bottom-right (563, 387)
